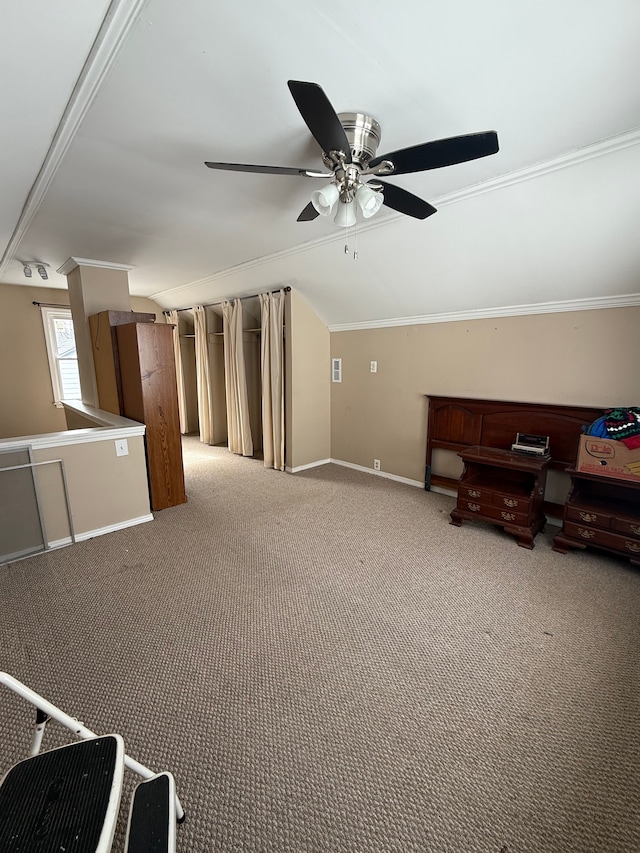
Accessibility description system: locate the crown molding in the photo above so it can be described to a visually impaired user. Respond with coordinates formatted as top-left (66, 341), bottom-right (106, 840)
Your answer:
top-left (155, 127), bottom-right (640, 302)
top-left (328, 293), bottom-right (640, 332)
top-left (0, 0), bottom-right (147, 280)
top-left (437, 127), bottom-right (640, 208)
top-left (57, 256), bottom-right (136, 276)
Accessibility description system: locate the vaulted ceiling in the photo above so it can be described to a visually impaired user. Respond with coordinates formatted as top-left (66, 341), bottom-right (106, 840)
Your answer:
top-left (2, 0), bottom-right (640, 327)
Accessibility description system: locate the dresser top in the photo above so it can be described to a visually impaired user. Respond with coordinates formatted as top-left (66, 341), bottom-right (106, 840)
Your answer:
top-left (459, 445), bottom-right (552, 472)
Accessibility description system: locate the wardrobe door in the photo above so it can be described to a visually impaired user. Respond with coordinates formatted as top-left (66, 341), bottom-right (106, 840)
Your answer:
top-left (117, 323), bottom-right (187, 511)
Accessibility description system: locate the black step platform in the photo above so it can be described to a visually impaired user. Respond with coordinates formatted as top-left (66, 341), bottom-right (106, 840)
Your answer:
top-left (0, 735), bottom-right (123, 853)
top-left (125, 772), bottom-right (175, 853)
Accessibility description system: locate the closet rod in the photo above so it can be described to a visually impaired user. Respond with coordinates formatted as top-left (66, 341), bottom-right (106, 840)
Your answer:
top-left (210, 327), bottom-right (264, 336)
top-left (163, 285), bottom-right (291, 315)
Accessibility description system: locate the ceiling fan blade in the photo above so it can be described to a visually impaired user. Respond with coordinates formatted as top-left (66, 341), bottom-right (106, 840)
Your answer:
top-left (205, 161), bottom-right (327, 177)
top-left (377, 181), bottom-right (437, 220)
top-left (369, 131), bottom-right (499, 176)
top-left (287, 80), bottom-right (352, 163)
top-left (297, 202), bottom-right (320, 222)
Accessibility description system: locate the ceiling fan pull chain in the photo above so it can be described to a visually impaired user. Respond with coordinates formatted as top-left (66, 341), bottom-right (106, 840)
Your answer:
top-left (353, 218), bottom-right (358, 260)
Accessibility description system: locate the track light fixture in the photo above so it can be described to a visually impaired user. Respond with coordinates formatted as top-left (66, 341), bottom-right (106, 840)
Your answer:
top-left (21, 261), bottom-right (49, 280)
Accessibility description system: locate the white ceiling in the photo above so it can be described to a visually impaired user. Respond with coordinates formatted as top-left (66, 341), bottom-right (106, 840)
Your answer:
top-left (2, 0), bottom-right (640, 327)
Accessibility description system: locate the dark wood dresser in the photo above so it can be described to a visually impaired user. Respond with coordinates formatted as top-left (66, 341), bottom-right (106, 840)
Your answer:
top-left (450, 446), bottom-right (551, 549)
top-left (552, 470), bottom-right (640, 566)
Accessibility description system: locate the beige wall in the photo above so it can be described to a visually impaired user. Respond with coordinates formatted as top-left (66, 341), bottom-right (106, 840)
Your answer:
top-left (331, 307), bottom-right (640, 483)
top-left (0, 282), bottom-right (165, 439)
top-left (0, 283), bottom-right (70, 437)
top-left (32, 435), bottom-right (150, 540)
top-left (285, 289), bottom-right (331, 469)
top-left (130, 295), bottom-right (167, 322)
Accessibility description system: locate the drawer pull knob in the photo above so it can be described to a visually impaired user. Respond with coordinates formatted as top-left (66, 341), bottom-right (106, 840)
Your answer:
top-left (625, 541), bottom-right (640, 553)
top-left (503, 498), bottom-right (519, 508)
top-left (467, 503), bottom-right (481, 512)
top-left (467, 489), bottom-right (481, 498)
top-left (501, 512), bottom-right (516, 521)
top-left (630, 524), bottom-right (640, 535)
top-left (577, 527), bottom-right (596, 539)
top-left (579, 511), bottom-right (598, 522)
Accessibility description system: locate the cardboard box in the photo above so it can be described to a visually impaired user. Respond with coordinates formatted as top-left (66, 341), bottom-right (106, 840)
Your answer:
top-left (576, 435), bottom-right (640, 482)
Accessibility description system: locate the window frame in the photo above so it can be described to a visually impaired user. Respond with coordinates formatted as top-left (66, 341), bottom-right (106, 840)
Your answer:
top-left (40, 306), bottom-right (81, 406)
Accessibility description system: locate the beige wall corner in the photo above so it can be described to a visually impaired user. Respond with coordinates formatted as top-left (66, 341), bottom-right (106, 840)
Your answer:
top-left (131, 295), bottom-right (167, 322)
top-left (0, 283), bottom-right (69, 438)
top-left (285, 289), bottom-right (331, 470)
top-left (330, 307), bottom-right (640, 484)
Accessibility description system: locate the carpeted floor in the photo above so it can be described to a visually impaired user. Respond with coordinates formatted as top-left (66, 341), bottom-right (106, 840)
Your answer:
top-left (1, 437), bottom-right (639, 852)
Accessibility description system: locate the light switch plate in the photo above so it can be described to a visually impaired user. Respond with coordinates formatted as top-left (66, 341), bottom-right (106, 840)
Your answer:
top-left (115, 438), bottom-right (129, 457)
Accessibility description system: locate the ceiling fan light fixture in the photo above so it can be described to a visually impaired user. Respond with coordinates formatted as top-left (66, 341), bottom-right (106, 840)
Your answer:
top-left (355, 183), bottom-right (383, 219)
top-left (311, 182), bottom-right (339, 216)
top-left (334, 199), bottom-right (357, 228)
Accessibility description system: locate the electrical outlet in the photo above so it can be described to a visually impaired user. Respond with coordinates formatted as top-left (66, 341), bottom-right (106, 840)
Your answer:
top-left (370, 360), bottom-right (377, 373)
top-left (374, 459), bottom-right (381, 471)
top-left (115, 438), bottom-right (129, 457)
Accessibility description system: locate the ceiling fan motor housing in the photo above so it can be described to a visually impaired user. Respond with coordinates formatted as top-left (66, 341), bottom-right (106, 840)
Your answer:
top-left (322, 112), bottom-right (382, 168)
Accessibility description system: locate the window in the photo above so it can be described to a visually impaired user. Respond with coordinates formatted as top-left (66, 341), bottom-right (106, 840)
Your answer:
top-left (41, 307), bottom-right (81, 405)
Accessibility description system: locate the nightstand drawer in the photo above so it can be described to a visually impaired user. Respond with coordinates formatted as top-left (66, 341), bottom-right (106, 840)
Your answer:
top-left (484, 505), bottom-right (530, 527)
top-left (565, 506), bottom-right (613, 529)
top-left (458, 485), bottom-right (491, 502)
top-left (457, 497), bottom-right (491, 515)
top-left (492, 492), bottom-right (531, 513)
top-left (564, 521), bottom-right (640, 556)
top-left (613, 517), bottom-right (640, 540)
top-left (455, 498), bottom-right (529, 528)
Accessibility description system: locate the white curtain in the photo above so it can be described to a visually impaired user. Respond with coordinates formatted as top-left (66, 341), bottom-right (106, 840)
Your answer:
top-left (259, 290), bottom-right (285, 470)
top-left (193, 306), bottom-right (213, 444)
top-left (166, 310), bottom-right (188, 434)
top-left (222, 300), bottom-right (253, 456)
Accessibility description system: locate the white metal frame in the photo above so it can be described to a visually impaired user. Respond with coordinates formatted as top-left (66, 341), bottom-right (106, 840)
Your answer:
top-left (0, 457), bottom-right (75, 563)
top-left (0, 672), bottom-right (184, 822)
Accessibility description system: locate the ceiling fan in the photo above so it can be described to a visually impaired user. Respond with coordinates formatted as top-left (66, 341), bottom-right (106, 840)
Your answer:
top-left (205, 80), bottom-right (499, 227)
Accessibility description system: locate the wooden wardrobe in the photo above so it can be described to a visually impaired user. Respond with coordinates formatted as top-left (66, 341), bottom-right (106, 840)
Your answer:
top-left (90, 310), bottom-right (186, 511)
top-left (116, 322), bottom-right (187, 511)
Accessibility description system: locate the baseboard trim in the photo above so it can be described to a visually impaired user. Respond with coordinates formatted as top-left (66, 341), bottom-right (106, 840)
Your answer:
top-left (285, 462), bottom-right (563, 520)
top-left (50, 514), bottom-right (154, 549)
top-left (330, 459), bottom-right (424, 488)
top-left (287, 458), bottom-right (332, 473)
top-left (2, 514), bottom-right (153, 564)
top-left (430, 484), bottom-right (457, 498)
